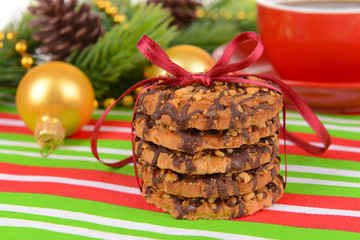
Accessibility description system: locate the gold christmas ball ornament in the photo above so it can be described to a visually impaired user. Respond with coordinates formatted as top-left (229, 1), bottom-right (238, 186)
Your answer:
top-left (103, 97), bottom-right (115, 109)
top-left (121, 95), bottom-right (134, 107)
top-left (15, 40), bottom-right (28, 54)
top-left (6, 31), bottom-right (15, 40)
top-left (93, 99), bottom-right (99, 109)
top-left (0, 32), bottom-right (4, 40)
top-left (114, 14), bottom-right (127, 24)
top-left (21, 55), bottom-right (34, 69)
top-left (144, 45), bottom-right (215, 78)
top-left (16, 62), bottom-right (95, 156)
top-left (105, 5), bottom-right (118, 15)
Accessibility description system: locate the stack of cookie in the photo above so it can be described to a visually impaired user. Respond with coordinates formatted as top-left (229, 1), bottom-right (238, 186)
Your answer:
top-left (134, 77), bottom-right (285, 220)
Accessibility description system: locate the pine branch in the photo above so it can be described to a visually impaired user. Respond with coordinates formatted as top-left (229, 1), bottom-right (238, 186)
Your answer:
top-left (169, 18), bottom-right (239, 53)
top-left (0, 12), bottom-right (40, 90)
top-left (68, 4), bottom-right (179, 100)
top-left (170, 0), bottom-right (257, 53)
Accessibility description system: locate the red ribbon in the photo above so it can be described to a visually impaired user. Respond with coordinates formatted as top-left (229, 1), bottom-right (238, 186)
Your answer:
top-left (91, 32), bottom-right (331, 190)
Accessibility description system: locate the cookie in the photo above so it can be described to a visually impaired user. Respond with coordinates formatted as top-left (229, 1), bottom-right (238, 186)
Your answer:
top-left (134, 113), bottom-right (280, 153)
top-left (135, 135), bottom-right (279, 175)
top-left (139, 157), bottom-right (280, 198)
top-left (142, 175), bottom-right (284, 220)
top-left (137, 78), bottom-right (283, 131)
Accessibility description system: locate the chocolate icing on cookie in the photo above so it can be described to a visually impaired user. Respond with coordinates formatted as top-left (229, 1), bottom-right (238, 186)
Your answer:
top-left (139, 157), bottom-right (281, 198)
top-left (142, 175), bottom-right (284, 220)
top-left (136, 135), bottom-right (279, 175)
top-left (137, 79), bottom-right (283, 131)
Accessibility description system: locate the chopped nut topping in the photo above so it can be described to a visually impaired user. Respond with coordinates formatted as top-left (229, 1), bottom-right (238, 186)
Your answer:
top-left (243, 192), bottom-right (255, 201)
top-left (246, 87), bottom-right (259, 95)
top-left (238, 172), bottom-right (251, 183)
top-left (237, 105), bottom-right (244, 112)
top-left (214, 149), bottom-right (225, 157)
top-left (256, 192), bottom-right (264, 200)
top-left (164, 172), bottom-right (178, 182)
top-left (228, 89), bottom-right (237, 96)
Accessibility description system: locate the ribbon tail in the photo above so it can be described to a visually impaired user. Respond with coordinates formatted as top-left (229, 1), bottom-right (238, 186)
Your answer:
top-left (90, 77), bottom-right (165, 168)
top-left (251, 74), bottom-right (332, 154)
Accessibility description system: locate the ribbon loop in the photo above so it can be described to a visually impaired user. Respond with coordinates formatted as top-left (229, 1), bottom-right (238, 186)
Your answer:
top-left (137, 35), bottom-right (191, 78)
top-left (207, 31), bottom-right (264, 76)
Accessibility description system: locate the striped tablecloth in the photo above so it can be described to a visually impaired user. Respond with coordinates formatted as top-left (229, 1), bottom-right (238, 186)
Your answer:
top-left (0, 103), bottom-right (359, 240)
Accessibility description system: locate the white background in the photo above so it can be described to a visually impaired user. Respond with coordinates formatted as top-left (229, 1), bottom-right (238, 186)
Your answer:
top-left (0, 1), bottom-right (31, 29)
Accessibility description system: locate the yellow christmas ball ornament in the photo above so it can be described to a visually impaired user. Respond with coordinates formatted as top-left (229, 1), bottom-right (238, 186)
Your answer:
top-left (121, 95), bottom-right (134, 107)
top-left (144, 45), bottom-right (215, 78)
top-left (16, 62), bottom-right (95, 156)
top-left (103, 97), bottom-right (115, 109)
top-left (15, 40), bottom-right (28, 54)
top-left (21, 55), bottom-right (34, 69)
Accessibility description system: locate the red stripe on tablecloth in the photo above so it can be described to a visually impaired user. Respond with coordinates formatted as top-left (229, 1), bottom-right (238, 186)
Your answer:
top-left (279, 144), bottom-right (360, 162)
top-left (69, 131), bottom-right (131, 141)
top-left (0, 113), bottom-right (20, 120)
top-left (0, 113), bottom-right (131, 127)
top-left (0, 180), bottom-right (159, 212)
top-left (278, 193), bottom-right (360, 211)
top-left (0, 162), bottom-right (138, 188)
top-left (1, 162), bottom-right (360, 211)
top-left (1, 129), bottom-right (360, 161)
top-left (0, 125), bottom-right (132, 141)
top-left (237, 210), bottom-right (360, 233)
top-left (0, 179), bottom-right (359, 233)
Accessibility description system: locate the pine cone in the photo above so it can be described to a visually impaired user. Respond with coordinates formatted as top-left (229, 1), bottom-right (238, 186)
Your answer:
top-left (28, 0), bottom-right (104, 61)
top-left (147, 0), bottom-right (201, 28)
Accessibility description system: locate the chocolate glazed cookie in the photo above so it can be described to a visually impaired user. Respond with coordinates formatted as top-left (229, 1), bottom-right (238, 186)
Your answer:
top-left (135, 135), bottom-right (279, 175)
top-left (137, 78), bottom-right (283, 131)
top-left (142, 175), bottom-right (284, 220)
top-left (139, 157), bottom-right (280, 198)
top-left (134, 113), bottom-right (280, 153)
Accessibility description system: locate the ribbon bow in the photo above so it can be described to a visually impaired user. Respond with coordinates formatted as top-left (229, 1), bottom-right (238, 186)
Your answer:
top-left (91, 32), bottom-right (332, 190)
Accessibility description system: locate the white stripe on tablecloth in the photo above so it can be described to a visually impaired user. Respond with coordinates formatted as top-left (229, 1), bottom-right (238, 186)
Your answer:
top-left (0, 173), bottom-right (141, 195)
top-left (0, 205), bottom-right (269, 240)
top-left (0, 173), bottom-right (359, 197)
top-left (0, 118), bottom-right (131, 133)
top-left (285, 120), bottom-right (360, 133)
top-left (82, 125), bottom-right (131, 133)
top-left (1, 117), bottom-right (360, 133)
top-left (0, 149), bottom-right (120, 163)
top-left (287, 177), bottom-right (360, 188)
top-left (0, 139), bottom-right (133, 156)
top-left (268, 204), bottom-right (360, 217)
top-left (285, 112), bottom-right (360, 125)
top-left (0, 218), bottom-right (154, 240)
top-left (1, 138), bottom-right (360, 157)
top-left (0, 148), bottom-right (358, 179)
top-left (279, 139), bottom-right (360, 153)
top-left (281, 164), bottom-right (360, 178)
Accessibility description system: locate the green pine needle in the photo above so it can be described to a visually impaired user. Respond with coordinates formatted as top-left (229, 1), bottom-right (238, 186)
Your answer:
top-left (68, 3), bottom-right (179, 100)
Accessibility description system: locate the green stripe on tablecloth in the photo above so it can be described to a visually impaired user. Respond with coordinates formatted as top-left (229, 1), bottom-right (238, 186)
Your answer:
top-left (283, 182), bottom-right (360, 198)
top-left (283, 125), bottom-right (360, 140)
top-left (0, 228), bottom-right (92, 240)
top-left (284, 154), bottom-right (360, 172)
top-left (0, 105), bottom-right (17, 114)
top-left (287, 171), bottom-right (360, 184)
top-left (0, 214), bottom-right (198, 240)
top-left (0, 133), bottom-right (132, 150)
top-left (285, 112), bottom-right (360, 122)
top-left (0, 193), bottom-right (358, 240)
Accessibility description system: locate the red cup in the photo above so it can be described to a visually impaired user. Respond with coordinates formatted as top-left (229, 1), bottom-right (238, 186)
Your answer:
top-left (256, 0), bottom-right (360, 83)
